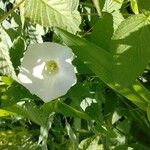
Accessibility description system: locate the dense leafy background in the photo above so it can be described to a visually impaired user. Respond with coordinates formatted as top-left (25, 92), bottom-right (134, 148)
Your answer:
top-left (0, 0), bottom-right (150, 149)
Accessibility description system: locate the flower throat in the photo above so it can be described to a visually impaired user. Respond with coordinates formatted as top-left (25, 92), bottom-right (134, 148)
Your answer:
top-left (45, 60), bottom-right (58, 74)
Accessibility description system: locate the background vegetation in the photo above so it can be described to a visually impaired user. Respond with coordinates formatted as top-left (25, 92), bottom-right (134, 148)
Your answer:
top-left (0, 0), bottom-right (150, 149)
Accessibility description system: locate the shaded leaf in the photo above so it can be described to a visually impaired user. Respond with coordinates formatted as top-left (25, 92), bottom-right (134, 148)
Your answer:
top-left (56, 28), bottom-right (150, 110)
top-left (138, 0), bottom-right (150, 11)
top-left (90, 13), bottom-right (113, 50)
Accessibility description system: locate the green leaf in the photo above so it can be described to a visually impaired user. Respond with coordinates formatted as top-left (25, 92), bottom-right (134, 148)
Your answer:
top-left (0, 109), bottom-right (15, 117)
top-left (103, 0), bottom-right (123, 12)
top-left (9, 36), bottom-right (25, 74)
top-left (90, 13), bottom-right (114, 50)
top-left (1, 82), bottom-right (34, 107)
top-left (24, 102), bottom-right (48, 126)
top-left (41, 100), bottom-right (91, 120)
top-left (65, 121), bottom-right (78, 149)
top-left (111, 14), bottom-right (150, 86)
top-left (146, 104), bottom-right (150, 122)
top-left (24, 0), bottom-right (81, 33)
top-left (1, 76), bottom-right (13, 85)
top-left (130, 0), bottom-right (139, 14)
top-left (103, 0), bottom-right (124, 30)
top-left (55, 28), bottom-right (114, 85)
top-left (0, 26), bottom-right (16, 79)
top-left (4, 102), bottom-right (48, 127)
top-left (56, 28), bottom-right (150, 110)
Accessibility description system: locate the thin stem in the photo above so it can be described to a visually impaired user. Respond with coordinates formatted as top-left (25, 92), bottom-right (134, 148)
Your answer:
top-left (0, 0), bottom-right (26, 23)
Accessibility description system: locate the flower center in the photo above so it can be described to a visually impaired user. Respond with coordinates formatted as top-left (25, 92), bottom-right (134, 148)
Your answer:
top-left (44, 60), bottom-right (58, 74)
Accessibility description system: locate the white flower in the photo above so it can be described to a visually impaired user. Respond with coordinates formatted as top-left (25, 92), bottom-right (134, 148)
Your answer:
top-left (18, 42), bottom-right (77, 102)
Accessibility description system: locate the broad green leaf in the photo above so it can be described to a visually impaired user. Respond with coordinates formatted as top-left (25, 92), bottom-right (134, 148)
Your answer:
top-left (56, 28), bottom-right (150, 110)
top-left (111, 14), bottom-right (150, 86)
top-left (0, 26), bottom-right (16, 79)
top-left (24, 102), bottom-right (48, 126)
top-left (41, 100), bottom-right (91, 120)
top-left (24, 0), bottom-right (81, 33)
top-left (55, 29), bottom-right (114, 85)
top-left (90, 13), bottom-right (113, 50)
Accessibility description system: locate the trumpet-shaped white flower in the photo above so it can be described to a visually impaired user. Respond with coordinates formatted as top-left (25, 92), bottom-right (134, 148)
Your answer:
top-left (18, 42), bottom-right (76, 102)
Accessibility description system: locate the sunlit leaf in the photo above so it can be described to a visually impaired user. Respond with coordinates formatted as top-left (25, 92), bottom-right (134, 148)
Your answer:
top-left (0, 26), bottom-right (16, 79)
top-left (24, 0), bottom-right (81, 33)
top-left (130, 0), bottom-right (139, 14)
top-left (111, 14), bottom-right (150, 86)
top-left (0, 109), bottom-right (15, 117)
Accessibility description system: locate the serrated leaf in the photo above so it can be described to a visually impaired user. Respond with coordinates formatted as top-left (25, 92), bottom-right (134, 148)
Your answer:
top-left (0, 26), bottom-right (16, 79)
top-left (111, 14), bottom-right (150, 86)
top-left (24, 0), bottom-right (81, 33)
top-left (103, 0), bottom-right (123, 12)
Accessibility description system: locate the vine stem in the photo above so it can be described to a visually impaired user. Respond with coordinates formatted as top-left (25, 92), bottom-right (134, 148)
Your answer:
top-left (0, 0), bottom-right (26, 23)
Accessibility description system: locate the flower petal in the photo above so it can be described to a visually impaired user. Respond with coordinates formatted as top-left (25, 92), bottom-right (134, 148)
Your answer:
top-left (18, 42), bottom-right (76, 102)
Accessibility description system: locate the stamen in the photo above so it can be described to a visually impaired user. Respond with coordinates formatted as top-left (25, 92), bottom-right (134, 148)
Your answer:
top-left (44, 60), bottom-right (58, 74)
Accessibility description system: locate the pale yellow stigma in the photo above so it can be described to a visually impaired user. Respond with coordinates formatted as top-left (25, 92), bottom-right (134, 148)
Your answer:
top-left (44, 60), bottom-right (58, 74)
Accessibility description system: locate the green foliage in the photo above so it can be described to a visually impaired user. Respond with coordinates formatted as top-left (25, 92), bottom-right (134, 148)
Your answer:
top-left (24, 0), bottom-right (81, 33)
top-left (0, 26), bottom-right (16, 79)
top-left (111, 13), bottom-right (150, 86)
top-left (0, 0), bottom-right (150, 149)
